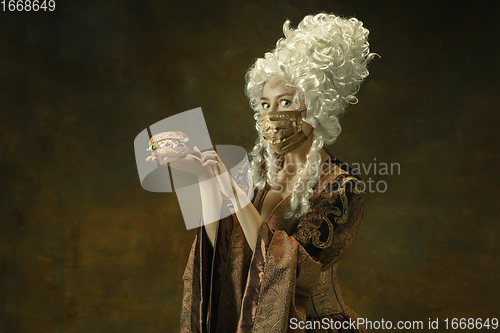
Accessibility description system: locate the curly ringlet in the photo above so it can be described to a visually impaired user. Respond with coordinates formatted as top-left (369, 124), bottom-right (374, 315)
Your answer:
top-left (245, 13), bottom-right (377, 218)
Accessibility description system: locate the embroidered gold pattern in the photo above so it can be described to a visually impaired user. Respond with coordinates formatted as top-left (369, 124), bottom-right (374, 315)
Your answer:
top-left (312, 207), bottom-right (336, 249)
top-left (335, 176), bottom-right (359, 225)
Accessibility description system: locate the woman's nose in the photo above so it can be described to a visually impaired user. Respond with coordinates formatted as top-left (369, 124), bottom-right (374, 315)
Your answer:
top-left (269, 102), bottom-right (278, 112)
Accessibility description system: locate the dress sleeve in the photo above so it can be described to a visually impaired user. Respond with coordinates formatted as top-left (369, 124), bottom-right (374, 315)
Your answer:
top-left (293, 175), bottom-right (366, 270)
top-left (244, 175), bottom-right (365, 332)
top-left (180, 234), bottom-right (197, 332)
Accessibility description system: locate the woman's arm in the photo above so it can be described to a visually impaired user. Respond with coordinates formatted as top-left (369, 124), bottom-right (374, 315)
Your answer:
top-left (203, 156), bottom-right (263, 252)
top-left (229, 186), bottom-right (263, 252)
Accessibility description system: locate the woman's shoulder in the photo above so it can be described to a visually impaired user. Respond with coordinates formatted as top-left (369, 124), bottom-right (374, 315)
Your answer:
top-left (316, 154), bottom-right (364, 196)
top-left (326, 155), bottom-right (361, 178)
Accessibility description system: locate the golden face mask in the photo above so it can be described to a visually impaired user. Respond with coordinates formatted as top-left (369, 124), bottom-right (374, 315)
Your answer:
top-left (261, 110), bottom-right (308, 155)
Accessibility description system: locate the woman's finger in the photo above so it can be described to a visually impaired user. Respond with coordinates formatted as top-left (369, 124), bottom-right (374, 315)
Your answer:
top-left (194, 146), bottom-right (202, 158)
top-left (200, 151), bottom-right (217, 163)
top-left (201, 151), bottom-right (223, 174)
top-left (201, 152), bottom-right (225, 175)
top-left (202, 159), bottom-right (218, 169)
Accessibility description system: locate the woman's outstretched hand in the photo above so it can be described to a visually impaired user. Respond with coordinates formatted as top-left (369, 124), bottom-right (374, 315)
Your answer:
top-left (145, 147), bottom-right (250, 210)
top-left (145, 146), bottom-right (213, 180)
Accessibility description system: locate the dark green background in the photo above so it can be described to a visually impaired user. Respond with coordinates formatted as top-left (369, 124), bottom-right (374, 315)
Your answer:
top-left (1, 0), bottom-right (499, 332)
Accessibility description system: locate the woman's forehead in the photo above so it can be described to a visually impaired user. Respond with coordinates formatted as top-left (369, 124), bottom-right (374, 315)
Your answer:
top-left (262, 81), bottom-right (296, 98)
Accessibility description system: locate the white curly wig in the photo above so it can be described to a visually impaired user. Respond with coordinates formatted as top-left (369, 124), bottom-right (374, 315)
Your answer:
top-left (245, 12), bottom-right (377, 218)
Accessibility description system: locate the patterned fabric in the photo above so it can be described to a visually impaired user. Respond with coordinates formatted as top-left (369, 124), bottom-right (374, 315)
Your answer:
top-left (180, 156), bottom-right (367, 333)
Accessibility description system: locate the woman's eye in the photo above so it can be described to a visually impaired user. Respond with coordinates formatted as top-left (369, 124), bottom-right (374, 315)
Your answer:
top-left (280, 99), bottom-right (292, 106)
top-left (261, 103), bottom-right (270, 109)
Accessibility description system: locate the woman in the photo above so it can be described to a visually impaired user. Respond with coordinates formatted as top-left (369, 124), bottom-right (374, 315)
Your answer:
top-left (149, 12), bottom-right (375, 332)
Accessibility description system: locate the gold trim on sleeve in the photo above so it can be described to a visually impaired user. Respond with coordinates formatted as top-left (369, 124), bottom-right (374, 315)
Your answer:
top-left (312, 207), bottom-right (336, 249)
top-left (311, 176), bottom-right (360, 249)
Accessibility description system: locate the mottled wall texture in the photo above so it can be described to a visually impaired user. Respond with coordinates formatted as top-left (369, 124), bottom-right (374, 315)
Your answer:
top-left (1, 0), bottom-right (498, 332)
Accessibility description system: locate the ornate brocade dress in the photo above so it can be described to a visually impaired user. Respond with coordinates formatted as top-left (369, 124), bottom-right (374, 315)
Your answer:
top-left (180, 156), bottom-right (367, 333)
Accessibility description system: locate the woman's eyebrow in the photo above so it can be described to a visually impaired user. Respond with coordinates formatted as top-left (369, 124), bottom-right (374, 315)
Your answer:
top-left (260, 93), bottom-right (294, 100)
